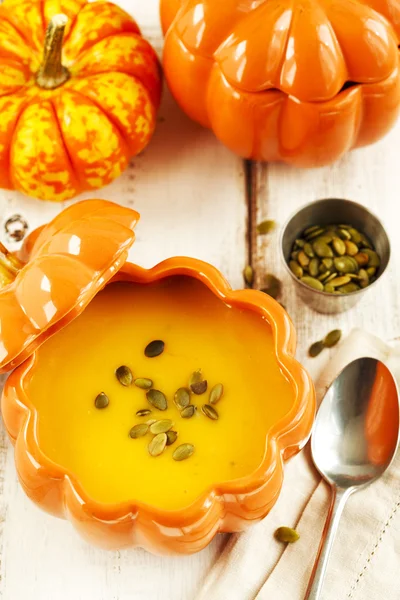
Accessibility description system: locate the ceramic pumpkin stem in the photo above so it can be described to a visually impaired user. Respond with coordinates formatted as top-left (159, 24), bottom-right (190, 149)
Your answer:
top-left (36, 14), bottom-right (70, 90)
top-left (0, 242), bottom-right (24, 286)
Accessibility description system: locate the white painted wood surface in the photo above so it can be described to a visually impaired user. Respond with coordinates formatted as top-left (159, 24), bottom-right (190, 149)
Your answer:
top-left (0, 1), bottom-right (400, 599)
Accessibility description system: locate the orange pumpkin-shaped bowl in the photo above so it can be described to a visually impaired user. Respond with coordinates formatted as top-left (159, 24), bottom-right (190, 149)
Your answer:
top-left (0, 200), bottom-right (315, 554)
top-left (0, 0), bottom-right (162, 201)
top-left (161, 0), bottom-right (400, 167)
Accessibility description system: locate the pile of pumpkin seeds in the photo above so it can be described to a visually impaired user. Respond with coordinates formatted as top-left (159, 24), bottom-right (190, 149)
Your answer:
top-left (94, 339), bottom-right (224, 461)
top-left (289, 224), bottom-right (380, 294)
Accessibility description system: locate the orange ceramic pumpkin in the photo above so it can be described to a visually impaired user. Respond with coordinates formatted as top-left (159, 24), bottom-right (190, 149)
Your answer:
top-left (0, 200), bottom-right (315, 553)
top-left (0, 0), bottom-right (162, 201)
top-left (161, 0), bottom-right (400, 167)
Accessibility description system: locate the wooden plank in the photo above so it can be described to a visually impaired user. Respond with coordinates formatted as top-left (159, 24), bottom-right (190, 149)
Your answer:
top-left (0, 1), bottom-right (247, 597)
top-left (252, 122), bottom-right (400, 382)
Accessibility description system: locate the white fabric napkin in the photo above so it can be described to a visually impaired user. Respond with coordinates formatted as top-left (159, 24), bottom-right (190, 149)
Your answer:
top-left (196, 329), bottom-right (400, 600)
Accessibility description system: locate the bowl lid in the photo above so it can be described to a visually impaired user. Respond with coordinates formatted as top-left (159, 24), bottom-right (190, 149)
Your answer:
top-left (0, 199), bottom-right (139, 373)
top-left (170, 0), bottom-right (400, 102)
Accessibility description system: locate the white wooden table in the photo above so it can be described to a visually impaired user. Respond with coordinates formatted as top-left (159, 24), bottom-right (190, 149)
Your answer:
top-left (1, 1), bottom-right (400, 598)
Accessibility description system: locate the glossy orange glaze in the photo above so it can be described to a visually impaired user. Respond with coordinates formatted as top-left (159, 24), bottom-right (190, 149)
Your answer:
top-left (0, 0), bottom-right (162, 201)
top-left (161, 0), bottom-right (400, 166)
top-left (0, 200), bottom-right (139, 373)
top-left (2, 258), bottom-right (315, 553)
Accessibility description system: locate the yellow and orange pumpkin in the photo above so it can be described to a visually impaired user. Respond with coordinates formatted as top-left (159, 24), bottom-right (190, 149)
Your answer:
top-left (0, 0), bottom-right (162, 201)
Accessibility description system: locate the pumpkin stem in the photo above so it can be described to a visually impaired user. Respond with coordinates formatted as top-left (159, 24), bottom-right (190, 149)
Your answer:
top-left (36, 14), bottom-right (70, 90)
top-left (0, 242), bottom-right (24, 286)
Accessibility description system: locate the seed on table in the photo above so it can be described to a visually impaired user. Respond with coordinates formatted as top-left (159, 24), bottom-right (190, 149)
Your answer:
top-left (144, 340), bottom-right (165, 358)
top-left (243, 265), bottom-right (254, 286)
top-left (146, 389), bottom-right (168, 411)
top-left (257, 220), bottom-right (276, 235)
top-left (201, 404), bottom-right (219, 420)
top-left (332, 238), bottom-right (346, 256)
top-left (261, 274), bottom-right (282, 299)
top-left (174, 387), bottom-right (191, 409)
top-left (323, 329), bottom-right (342, 348)
top-left (129, 423), bottom-right (149, 438)
top-left (297, 250), bottom-right (310, 268)
top-left (148, 433), bottom-right (167, 457)
top-left (150, 419), bottom-right (174, 435)
top-left (309, 341), bottom-right (324, 357)
top-left (300, 276), bottom-right (324, 291)
top-left (274, 527), bottom-right (300, 544)
top-left (344, 241), bottom-right (359, 256)
top-left (180, 405), bottom-right (196, 419)
top-left (116, 365), bottom-right (133, 387)
top-left (289, 261), bottom-right (303, 278)
top-left (209, 383), bottom-right (224, 405)
top-left (134, 378), bottom-right (153, 390)
top-left (172, 443), bottom-right (194, 461)
top-left (95, 392), bottom-right (109, 409)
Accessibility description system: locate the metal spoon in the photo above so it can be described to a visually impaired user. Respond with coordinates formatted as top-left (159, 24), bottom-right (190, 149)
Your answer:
top-left (305, 357), bottom-right (400, 600)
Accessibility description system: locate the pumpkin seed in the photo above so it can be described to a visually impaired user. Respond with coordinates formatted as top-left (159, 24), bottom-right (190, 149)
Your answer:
top-left (274, 526), bottom-right (300, 544)
top-left (324, 283), bottom-right (335, 293)
top-left (261, 274), bottom-right (282, 299)
top-left (136, 408), bottom-right (152, 417)
top-left (322, 258), bottom-right (333, 269)
top-left (366, 267), bottom-right (377, 277)
top-left (150, 419), bottom-right (174, 435)
top-left (201, 404), bottom-right (219, 420)
top-left (360, 234), bottom-right (373, 249)
top-left (344, 241), bottom-right (359, 256)
top-left (189, 369), bottom-right (203, 387)
top-left (146, 419), bottom-right (157, 426)
top-left (324, 272), bottom-right (338, 283)
top-left (116, 365), bottom-right (133, 387)
top-left (294, 239), bottom-right (305, 249)
top-left (332, 238), bottom-right (346, 256)
top-left (329, 275), bottom-right (351, 288)
top-left (304, 242), bottom-right (315, 258)
top-left (291, 251), bottom-right (300, 261)
top-left (148, 433), bottom-right (167, 457)
top-left (144, 340), bottom-right (165, 358)
top-left (305, 227), bottom-right (325, 240)
top-left (300, 276), bottom-right (324, 291)
top-left (134, 378), bottom-right (153, 390)
top-left (209, 383), bottom-right (224, 405)
top-left (318, 271), bottom-right (331, 282)
top-left (174, 387), bottom-right (191, 409)
top-left (364, 249), bottom-right (380, 268)
top-left (313, 240), bottom-right (333, 258)
top-left (323, 329), bottom-right (342, 348)
top-left (338, 228), bottom-right (352, 240)
top-left (349, 228), bottom-right (362, 244)
top-left (338, 283), bottom-right (361, 293)
top-left (354, 252), bottom-right (369, 266)
top-left (146, 389), bottom-right (168, 411)
top-left (172, 443), bottom-right (194, 461)
top-left (129, 423), bottom-right (149, 438)
top-left (243, 265), bottom-right (254, 286)
top-left (358, 269), bottom-right (369, 289)
top-left (257, 220), bottom-right (276, 235)
top-left (309, 258), bottom-right (320, 277)
top-left (289, 261), bottom-right (303, 278)
top-left (309, 341), bottom-right (324, 357)
top-left (304, 224), bottom-right (321, 236)
top-left (95, 392), bottom-right (109, 409)
top-left (181, 405), bottom-right (196, 419)
top-left (191, 380), bottom-right (208, 395)
top-left (166, 431), bottom-right (178, 446)
top-left (333, 256), bottom-right (357, 274)
top-left (297, 250), bottom-right (310, 268)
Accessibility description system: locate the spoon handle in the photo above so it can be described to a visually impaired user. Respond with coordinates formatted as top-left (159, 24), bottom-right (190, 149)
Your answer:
top-left (305, 487), bottom-right (351, 600)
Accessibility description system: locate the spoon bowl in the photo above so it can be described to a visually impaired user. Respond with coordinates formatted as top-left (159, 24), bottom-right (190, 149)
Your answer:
top-left (306, 357), bottom-right (399, 600)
